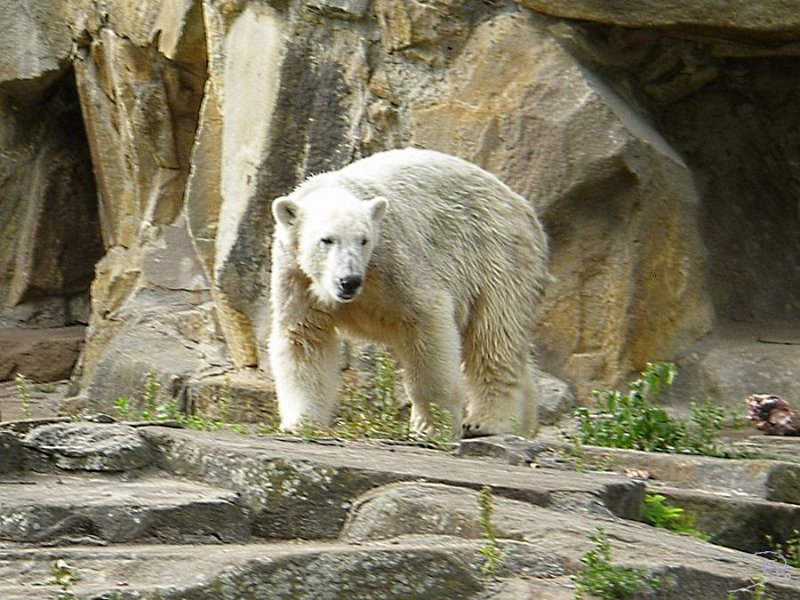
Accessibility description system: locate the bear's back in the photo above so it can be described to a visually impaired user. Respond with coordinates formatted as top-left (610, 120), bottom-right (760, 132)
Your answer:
top-left (346, 150), bottom-right (544, 309)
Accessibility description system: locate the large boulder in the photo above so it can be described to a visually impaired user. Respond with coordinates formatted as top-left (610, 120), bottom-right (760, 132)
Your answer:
top-left (0, 0), bottom-right (798, 413)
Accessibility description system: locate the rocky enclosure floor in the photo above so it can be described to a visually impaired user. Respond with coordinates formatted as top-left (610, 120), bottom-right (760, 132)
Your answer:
top-left (0, 412), bottom-right (799, 599)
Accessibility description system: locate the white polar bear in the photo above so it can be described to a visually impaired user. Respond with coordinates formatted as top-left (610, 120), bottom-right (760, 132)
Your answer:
top-left (269, 148), bottom-right (548, 438)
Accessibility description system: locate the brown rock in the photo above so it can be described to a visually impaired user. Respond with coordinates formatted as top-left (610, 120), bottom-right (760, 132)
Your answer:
top-left (2, 0), bottom-right (799, 417)
top-left (0, 326), bottom-right (85, 382)
top-left (516, 0), bottom-right (800, 42)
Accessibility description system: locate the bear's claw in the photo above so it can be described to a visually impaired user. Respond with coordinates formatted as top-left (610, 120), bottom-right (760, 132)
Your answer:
top-left (462, 422), bottom-right (491, 439)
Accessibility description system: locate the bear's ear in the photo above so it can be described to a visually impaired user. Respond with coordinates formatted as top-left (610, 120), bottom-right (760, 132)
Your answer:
top-left (369, 196), bottom-right (389, 223)
top-left (273, 197), bottom-right (299, 228)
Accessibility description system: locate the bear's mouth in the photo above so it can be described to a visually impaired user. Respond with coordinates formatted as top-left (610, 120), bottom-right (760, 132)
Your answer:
top-left (336, 290), bottom-right (359, 302)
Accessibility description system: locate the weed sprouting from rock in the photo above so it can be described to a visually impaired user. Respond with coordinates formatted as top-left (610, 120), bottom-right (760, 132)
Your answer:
top-left (112, 372), bottom-right (242, 433)
top-left (140, 371), bottom-right (161, 421)
top-left (112, 395), bottom-right (132, 419)
top-left (334, 348), bottom-right (410, 441)
top-left (574, 527), bottom-right (655, 599)
top-left (766, 529), bottom-right (800, 569)
top-left (48, 559), bottom-right (80, 600)
top-left (476, 485), bottom-right (504, 579)
top-left (572, 362), bottom-right (728, 456)
top-left (15, 373), bottom-right (31, 419)
top-left (642, 493), bottom-right (708, 540)
top-left (427, 401), bottom-right (455, 450)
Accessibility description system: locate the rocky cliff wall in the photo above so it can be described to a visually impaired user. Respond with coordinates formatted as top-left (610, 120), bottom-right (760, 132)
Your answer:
top-left (1, 0), bottom-right (799, 412)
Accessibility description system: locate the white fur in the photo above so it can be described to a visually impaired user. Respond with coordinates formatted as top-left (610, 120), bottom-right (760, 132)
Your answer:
top-left (269, 148), bottom-right (548, 437)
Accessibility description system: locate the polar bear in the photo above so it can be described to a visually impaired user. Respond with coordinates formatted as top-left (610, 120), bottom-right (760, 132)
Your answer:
top-left (268, 148), bottom-right (548, 438)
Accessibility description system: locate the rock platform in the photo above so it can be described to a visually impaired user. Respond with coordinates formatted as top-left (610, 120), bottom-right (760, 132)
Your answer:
top-left (1, 420), bottom-right (799, 599)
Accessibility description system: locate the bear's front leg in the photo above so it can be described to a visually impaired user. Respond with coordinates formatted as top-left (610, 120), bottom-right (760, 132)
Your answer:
top-left (269, 320), bottom-right (340, 432)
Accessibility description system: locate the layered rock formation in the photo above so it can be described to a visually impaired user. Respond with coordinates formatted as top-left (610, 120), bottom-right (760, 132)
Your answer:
top-left (1, 0), bottom-right (799, 413)
top-left (1, 423), bottom-right (799, 598)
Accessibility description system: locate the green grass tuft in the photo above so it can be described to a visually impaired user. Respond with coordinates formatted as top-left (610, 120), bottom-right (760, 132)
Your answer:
top-left (573, 362), bottom-right (729, 456)
top-left (642, 493), bottom-right (708, 540)
top-left (476, 485), bottom-right (504, 579)
top-left (574, 527), bottom-right (656, 600)
top-left (15, 373), bottom-right (32, 420)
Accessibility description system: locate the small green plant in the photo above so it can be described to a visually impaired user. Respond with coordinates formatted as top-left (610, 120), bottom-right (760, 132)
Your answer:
top-left (15, 373), bottom-right (32, 419)
top-left (574, 527), bottom-right (655, 600)
top-left (374, 348), bottom-right (397, 407)
top-left (727, 576), bottom-right (772, 600)
top-left (766, 529), bottom-right (800, 569)
top-left (140, 371), bottom-right (161, 421)
top-left (783, 531), bottom-right (800, 568)
top-left (426, 401), bottom-right (455, 450)
top-left (476, 485), bottom-right (504, 579)
top-left (642, 494), bottom-right (708, 540)
top-left (573, 363), bottom-right (727, 456)
top-left (111, 372), bottom-right (243, 434)
top-left (686, 398), bottom-right (727, 456)
top-left (573, 363), bottom-right (682, 453)
top-left (112, 395), bottom-right (132, 419)
top-left (47, 559), bottom-right (80, 600)
top-left (318, 348), bottom-right (410, 441)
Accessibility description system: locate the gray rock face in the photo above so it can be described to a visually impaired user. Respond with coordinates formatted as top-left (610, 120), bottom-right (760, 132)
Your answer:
top-left (0, 473), bottom-right (249, 546)
top-left (0, 430), bottom-right (23, 473)
top-left (0, 424), bottom-right (799, 599)
top-left (140, 427), bottom-right (646, 540)
top-left (23, 422), bottom-right (153, 471)
top-left (1, 0), bottom-right (797, 420)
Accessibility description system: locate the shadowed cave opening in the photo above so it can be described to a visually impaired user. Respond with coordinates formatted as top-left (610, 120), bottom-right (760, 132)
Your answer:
top-left (0, 67), bottom-right (103, 328)
top-left (660, 56), bottom-right (800, 325)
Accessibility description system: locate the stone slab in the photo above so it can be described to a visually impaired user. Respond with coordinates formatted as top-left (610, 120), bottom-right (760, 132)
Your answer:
top-left (0, 483), bottom-right (797, 600)
top-left (0, 473), bottom-right (249, 546)
top-left (140, 427), bottom-right (646, 540)
top-left (0, 539), bottom-right (486, 600)
top-left (0, 327), bottom-right (85, 383)
top-left (343, 481), bottom-right (800, 600)
top-left (464, 436), bottom-right (800, 505)
top-left (0, 431), bottom-right (23, 473)
top-left (23, 423), bottom-right (154, 472)
top-left (655, 484), bottom-right (800, 554)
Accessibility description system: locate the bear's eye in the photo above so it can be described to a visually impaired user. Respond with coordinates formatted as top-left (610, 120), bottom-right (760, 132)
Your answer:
top-left (360, 238), bottom-right (368, 246)
top-left (320, 237), bottom-right (333, 245)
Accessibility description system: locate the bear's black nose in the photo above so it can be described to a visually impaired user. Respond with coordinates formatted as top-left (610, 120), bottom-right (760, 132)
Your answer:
top-left (338, 275), bottom-right (362, 297)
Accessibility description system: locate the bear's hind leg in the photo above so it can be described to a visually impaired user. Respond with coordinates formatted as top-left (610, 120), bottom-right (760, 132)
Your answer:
top-left (399, 302), bottom-right (465, 438)
top-left (462, 300), bottom-right (538, 438)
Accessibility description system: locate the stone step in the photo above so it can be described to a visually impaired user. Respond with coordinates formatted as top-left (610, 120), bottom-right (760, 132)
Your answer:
top-left (461, 436), bottom-right (800, 504)
top-left (654, 484), bottom-right (800, 554)
top-left (0, 539), bottom-right (487, 600)
top-left (460, 435), bottom-right (800, 557)
top-left (1, 524), bottom-right (799, 600)
top-left (734, 436), bottom-right (800, 465)
top-left (0, 473), bottom-right (250, 546)
top-left (0, 424), bottom-right (798, 599)
top-left (342, 481), bottom-right (800, 600)
top-left (139, 426), bottom-right (647, 540)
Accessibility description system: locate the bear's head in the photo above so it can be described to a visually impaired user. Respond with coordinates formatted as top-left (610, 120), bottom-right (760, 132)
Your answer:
top-left (272, 188), bottom-right (388, 305)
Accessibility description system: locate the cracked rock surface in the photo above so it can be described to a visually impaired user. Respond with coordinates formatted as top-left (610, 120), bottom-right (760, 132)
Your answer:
top-left (0, 422), bottom-right (798, 599)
